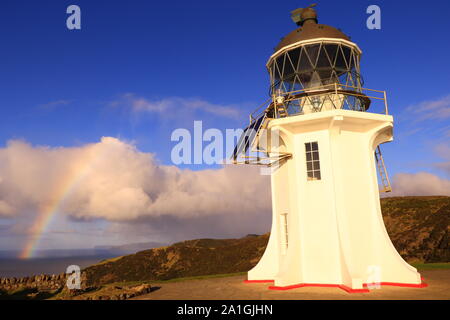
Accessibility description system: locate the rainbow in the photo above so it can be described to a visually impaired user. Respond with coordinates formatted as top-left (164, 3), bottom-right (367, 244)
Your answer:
top-left (19, 146), bottom-right (99, 259)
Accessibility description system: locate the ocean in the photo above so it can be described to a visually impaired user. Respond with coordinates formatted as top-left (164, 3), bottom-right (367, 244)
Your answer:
top-left (0, 255), bottom-right (115, 278)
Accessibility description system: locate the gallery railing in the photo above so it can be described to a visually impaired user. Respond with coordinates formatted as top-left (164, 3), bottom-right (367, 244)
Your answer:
top-left (250, 83), bottom-right (389, 123)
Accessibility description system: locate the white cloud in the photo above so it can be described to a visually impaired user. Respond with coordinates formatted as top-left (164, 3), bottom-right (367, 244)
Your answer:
top-left (433, 144), bottom-right (450, 177)
top-left (0, 138), bottom-right (271, 239)
top-left (38, 100), bottom-right (72, 110)
top-left (6, 137), bottom-right (448, 243)
top-left (406, 94), bottom-right (450, 122)
top-left (111, 94), bottom-right (242, 119)
top-left (391, 172), bottom-right (450, 196)
top-left (0, 200), bottom-right (14, 216)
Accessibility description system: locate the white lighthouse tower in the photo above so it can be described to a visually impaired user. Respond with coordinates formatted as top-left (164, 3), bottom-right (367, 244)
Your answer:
top-left (233, 5), bottom-right (426, 293)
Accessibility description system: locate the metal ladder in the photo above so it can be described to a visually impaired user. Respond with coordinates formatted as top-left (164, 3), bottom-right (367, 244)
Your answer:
top-left (253, 114), bottom-right (269, 150)
top-left (375, 146), bottom-right (392, 193)
top-left (276, 104), bottom-right (289, 118)
top-left (248, 112), bottom-right (292, 166)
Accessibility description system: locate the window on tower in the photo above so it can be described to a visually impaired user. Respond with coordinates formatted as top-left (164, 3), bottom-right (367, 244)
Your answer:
top-left (305, 142), bottom-right (321, 180)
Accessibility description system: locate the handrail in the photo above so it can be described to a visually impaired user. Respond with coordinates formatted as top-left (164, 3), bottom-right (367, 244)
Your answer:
top-left (249, 97), bottom-right (272, 123)
top-left (236, 84), bottom-right (389, 168)
top-left (251, 84), bottom-right (389, 121)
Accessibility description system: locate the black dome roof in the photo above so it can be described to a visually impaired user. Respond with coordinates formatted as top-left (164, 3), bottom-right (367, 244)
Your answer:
top-left (275, 22), bottom-right (350, 52)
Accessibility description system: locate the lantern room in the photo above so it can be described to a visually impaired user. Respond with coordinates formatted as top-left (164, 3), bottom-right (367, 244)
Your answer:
top-left (266, 5), bottom-right (369, 116)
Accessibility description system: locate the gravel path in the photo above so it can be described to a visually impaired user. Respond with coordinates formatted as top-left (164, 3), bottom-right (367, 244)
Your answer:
top-left (135, 269), bottom-right (450, 300)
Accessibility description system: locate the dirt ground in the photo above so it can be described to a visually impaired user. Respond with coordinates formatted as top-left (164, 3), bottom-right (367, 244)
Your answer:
top-left (135, 269), bottom-right (450, 300)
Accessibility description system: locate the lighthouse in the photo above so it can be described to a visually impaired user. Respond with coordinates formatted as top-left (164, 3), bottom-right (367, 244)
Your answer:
top-left (232, 5), bottom-right (426, 292)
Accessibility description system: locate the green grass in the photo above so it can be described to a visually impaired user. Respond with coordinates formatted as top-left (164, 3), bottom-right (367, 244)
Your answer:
top-left (103, 263), bottom-right (450, 287)
top-left (150, 265), bottom-right (450, 282)
top-left (412, 262), bottom-right (450, 270)
top-left (157, 272), bottom-right (247, 283)
top-left (104, 272), bottom-right (248, 288)
top-left (91, 255), bottom-right (124, 267)
top-left (88, 264), bottom-right (450, 289)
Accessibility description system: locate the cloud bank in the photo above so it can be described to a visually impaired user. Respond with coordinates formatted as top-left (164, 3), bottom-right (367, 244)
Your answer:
top-left (1, 137), bottom-right (449, 243)
top-left (0, 138), bottom-right (271, 239)
top-left (391, 172), bottom-right (450, 196)
top-left (389, 142), bottom-right (450, 196)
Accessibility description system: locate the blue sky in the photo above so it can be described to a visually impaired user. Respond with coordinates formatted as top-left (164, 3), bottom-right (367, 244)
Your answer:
top-left (0, 0), bottom-right (449, 166)
top-left (0, 0), bottom-right (449, 253)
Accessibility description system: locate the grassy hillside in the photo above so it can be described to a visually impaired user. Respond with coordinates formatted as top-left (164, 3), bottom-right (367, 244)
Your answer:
top-left (381, 196), bottom-right (449, 263)
top-left (84, 235), bottom-right (269, 286)
top-left (84, 196), bottom-right (450, 286)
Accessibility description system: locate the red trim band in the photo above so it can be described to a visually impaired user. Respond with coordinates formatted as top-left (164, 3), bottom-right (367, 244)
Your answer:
top-left (245, 278), bottom-right (428, 293)
top-left (267, 283), bottom-right (370, 293)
